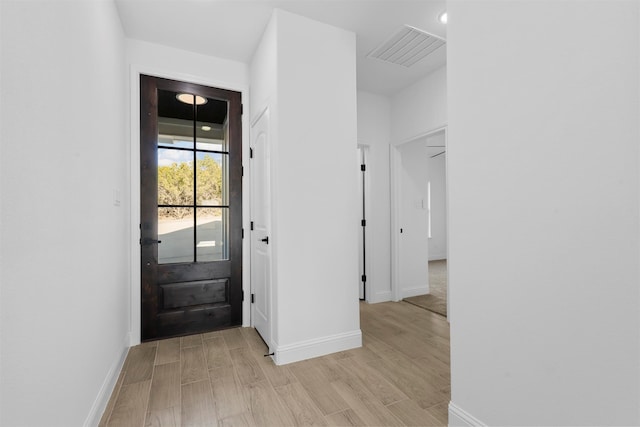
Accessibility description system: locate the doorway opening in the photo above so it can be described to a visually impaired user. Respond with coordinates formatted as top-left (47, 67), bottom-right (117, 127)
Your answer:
top-left (391, 127), bottom-right (449, 319)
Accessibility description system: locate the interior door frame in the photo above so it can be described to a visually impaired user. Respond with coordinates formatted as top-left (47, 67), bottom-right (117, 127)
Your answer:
top-left (356, 143), bottom-right (372, 303)
top-left (390, 125), bottom-right (450, 321)
top-left (128, 65), bottom-right (250, 346)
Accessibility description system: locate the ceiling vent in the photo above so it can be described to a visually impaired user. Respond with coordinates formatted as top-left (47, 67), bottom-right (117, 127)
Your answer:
top-left (368, 25), bottom-right (445, 67)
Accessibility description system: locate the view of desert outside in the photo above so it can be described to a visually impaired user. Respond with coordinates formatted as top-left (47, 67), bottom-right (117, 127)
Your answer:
top-left (157, 137), bottom-right (228, 264)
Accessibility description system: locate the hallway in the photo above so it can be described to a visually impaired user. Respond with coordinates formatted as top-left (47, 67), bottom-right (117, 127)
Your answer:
top-left (100, 302), bottom-right (450, 426)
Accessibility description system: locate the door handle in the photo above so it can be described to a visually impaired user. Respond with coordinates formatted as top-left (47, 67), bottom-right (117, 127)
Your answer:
top-left (140, 237), bottom-right (162, 245)
top-left (261, 237), bottom-right (269, 244)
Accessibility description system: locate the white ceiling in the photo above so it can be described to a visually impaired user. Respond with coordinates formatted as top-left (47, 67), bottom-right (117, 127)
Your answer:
top-left (115, 0), bottom-right (447, 96)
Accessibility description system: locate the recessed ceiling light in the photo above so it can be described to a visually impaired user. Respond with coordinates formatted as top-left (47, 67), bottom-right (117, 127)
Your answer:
top-left (176, 93), bottom-right (207, 105)
top-left (438, 11), bottom-right (447, 24)
top-left (201, 125), bottom-right (212, 131)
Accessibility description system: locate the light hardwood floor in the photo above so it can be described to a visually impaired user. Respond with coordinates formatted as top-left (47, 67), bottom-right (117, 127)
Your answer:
top-left (404, 260), bottom-right (448, 317)
top-left (100, 302), bottom-right (450, 426)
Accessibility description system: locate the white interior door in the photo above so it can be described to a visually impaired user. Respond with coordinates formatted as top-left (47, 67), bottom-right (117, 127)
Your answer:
top-left (397, 138), bottom-right (430, 299)
top-left (250, 109), bottom-right (271, 349)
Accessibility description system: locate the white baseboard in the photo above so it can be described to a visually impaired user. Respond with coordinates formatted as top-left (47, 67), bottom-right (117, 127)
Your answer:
top-left (448, 402), bottom-right (487, 427)
top-left (369, 290), bottom-right (392, 303)
top-left (129, 330), bottom-right (141, 347)
top-left (83, 333), bottom-right (130, 427)
top-left (273, 329), bottom-right (362, 365)
top-left (401, 286), bottom-right (429, 299)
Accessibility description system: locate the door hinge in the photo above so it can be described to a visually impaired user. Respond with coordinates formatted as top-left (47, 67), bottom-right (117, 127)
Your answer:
top-left (250, 221), bottom-right (254, 230)
top-left (251, 293), bottom-right (255, 303)
top-left (242, 228), bottom-right (244, 239)
top-left (361, 164), bottom-right (366, 172)
top-left (250, 147), bottom-right (254, 158)
top-left (242, 290), bottom-right (244, 301)
top-left (241, 104), bottom-right (244, 115)
top-left (242, 166), bottom-right (244, 177)
top-left (361, 275), bottom-right (367, 283)
top-left (361, 219), bottom-right (366, 227)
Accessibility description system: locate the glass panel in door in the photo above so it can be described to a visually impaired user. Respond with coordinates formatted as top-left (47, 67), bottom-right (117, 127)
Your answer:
top-left (156, 89), bottom-right (230, 264)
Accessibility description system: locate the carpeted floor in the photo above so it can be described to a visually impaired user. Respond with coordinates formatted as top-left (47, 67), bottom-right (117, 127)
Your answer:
top-left (404, 259), bottom-right (447, 317)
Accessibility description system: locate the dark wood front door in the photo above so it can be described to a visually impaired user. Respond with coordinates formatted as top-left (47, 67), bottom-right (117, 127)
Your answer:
top-left (140, 75), bottom-right (242, 341)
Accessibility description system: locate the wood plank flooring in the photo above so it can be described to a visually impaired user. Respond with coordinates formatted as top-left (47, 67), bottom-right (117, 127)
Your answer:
top-left (100, 302), bottom-right (450, 426)
top-left (404, 260), bottom-right (447, 317)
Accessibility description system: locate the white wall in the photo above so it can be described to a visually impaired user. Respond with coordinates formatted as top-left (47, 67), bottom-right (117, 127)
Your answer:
top-left (397, 138), bottom-right (430, 298)
top-left (448, 1), bottom-right (640, 425)
top-left (391, 65), bottom-right (447, 145)
top-left (250, 18), bottom-right (277, 122)
top-left (357, 91), bottom-right (392, 302)
top-left (0, 2), bottom-right (4, 423)
top-left (0, 1), bottom-right (4, 423)
top-left (275, 9), bottom-right (361, 361)
top-left (127, 39), bottom-right (249, 93)
top-left (1, 1), bottom-right (129, 425)
top-left (427, 133), bottom-right (446, 261)
top-left (251, 10), bottom-right (361, 364)
top-left (125, 39), bottom-right (251, 343)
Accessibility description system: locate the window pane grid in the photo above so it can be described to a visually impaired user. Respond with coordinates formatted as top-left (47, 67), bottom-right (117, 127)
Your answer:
top-left (155, 145), bottom-right (229, 155)
top-left (157, 89), bottom-right (229, 264)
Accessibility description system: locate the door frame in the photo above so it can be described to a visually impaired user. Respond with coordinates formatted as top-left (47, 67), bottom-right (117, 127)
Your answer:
top-left (390, 125), bottom-right (450, 320)
top-left (356, 143), bottom-right (372, 303)
top-left (249, 105), bottom-right (273, 350)
top-left (128, 65), bottom-right (250, 346)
